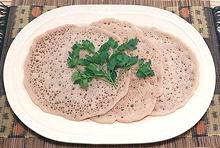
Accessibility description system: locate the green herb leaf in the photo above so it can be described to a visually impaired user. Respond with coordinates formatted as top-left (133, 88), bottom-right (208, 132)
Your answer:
top-left (77, 58), bottom-right (90, 66)
top-left (67, 43), bottom-right (82, 68)
top-left (136, 60), bottom-right (155, 78)
top-left (107, 53), bottom-right (119, 71)
top-left (72, 71), bottom-right (93, 88)
top-left (125, 56), bottom-right (138, 68)
top-left (99, 43), bottom-right (109, 52)
top-left (82, 40), bottom-right (95, 53)
top-left (108, 53), bottom-right (138, 71)
top-left (106, 38), bottom-right (118, 49)
top-left (71, 43), bottom-right (82, 58)
top-left (86, 38), bottom-right (117, 66)
top-left (84, 63), bottom-right (105, 77)
top-left (99, 50), bottom-right (109, 64)
top-left (86, 46), bottom-right (109, 65)
top-left (116, 54), bottom-right (138, 69)
top-left (67, 56), bottom-right (79, 68)
top-left (79, 78), bottom-right (90, 88)
top-left (138, 59), bottom-right (144, 66)
top-left (71, 71), bottom-right (82, 82)
top-left (108, 70), bottom-right (117, 83)
top-left (67, 37), bottom-right (154, 88)
top-left (117, 38), bottom-right (139, 51)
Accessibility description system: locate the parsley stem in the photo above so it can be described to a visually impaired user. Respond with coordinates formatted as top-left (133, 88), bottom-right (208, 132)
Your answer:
top-left (108, 79), bottom-right (117, 88)
top-left (96, 76), bottom-right (116, 87)
top-left (75, 66), bottom-right (81, 73)
top-left (97, 65), bottom-right (117, 88)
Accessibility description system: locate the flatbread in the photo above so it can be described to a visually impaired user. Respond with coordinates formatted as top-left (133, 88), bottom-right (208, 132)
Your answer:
top-left (141, 27), bottom-right (199, 115)
top-left (91, 68), bottom-right (156, 123)
top-left (24, 25), bottom-right (131, 121)
top-left (91, 18), bottom-right (163, 97)
top-left (91, 19), bottom-right (162, 123)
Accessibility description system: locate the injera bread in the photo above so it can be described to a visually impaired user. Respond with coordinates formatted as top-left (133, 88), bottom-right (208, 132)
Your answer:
top-left (91, 19), bottom-right (162, 123)
top-left (141, 27), bottom-right (199, 115)
top-left (91, 68), bottom-right (156, 123)
top-left (24, 25), bottom-right (131, 121)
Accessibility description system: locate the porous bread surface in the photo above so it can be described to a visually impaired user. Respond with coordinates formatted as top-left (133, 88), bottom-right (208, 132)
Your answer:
top-left (24, 25), bottom-right (131, 121)
top-left (91, 69), bottom-right (156, 123)
top-left (91, 19), bottom-right (162, 123)
top-left (91, 39), bottom-right (161, 123)
top-left (141, 27), bottom-right (198, 115)
top-left (24, 19), bottom-right (198, 122)
top-left (91, 18), bottom-right (163, 97)
top-left (91, 18), bottom-right (145, 42)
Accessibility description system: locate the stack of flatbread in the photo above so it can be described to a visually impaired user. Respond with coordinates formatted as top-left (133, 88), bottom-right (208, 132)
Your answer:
top-left (24, 19), bottom-right (198, 123)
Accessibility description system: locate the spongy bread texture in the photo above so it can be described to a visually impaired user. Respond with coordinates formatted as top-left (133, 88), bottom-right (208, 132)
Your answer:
top-left (90, 19), bottom-right (162, 123)
top-left (24, 25), bottom-right (131, 121)
top-left (24, 19), bottom-right (198, 123)
top-left (91, 18), bottom-right (145, 41)
top-left (91, 18), bottom-right (163, 97)
top-left (91, 69), bottom-right (156, 123)
top-left (141, 27), bottom-right (198, 115)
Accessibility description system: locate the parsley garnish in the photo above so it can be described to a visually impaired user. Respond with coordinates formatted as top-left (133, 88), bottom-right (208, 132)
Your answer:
top-left (67, 38), bottom-right (155, 88)
top-left (81, 40), bottom-right (95, 54)
top-left (67, 43), bottom-right (81, 68)
top-left (117, 38), bottom-right (139, 51)
top-left (136, 59), bottom-right (155, 78)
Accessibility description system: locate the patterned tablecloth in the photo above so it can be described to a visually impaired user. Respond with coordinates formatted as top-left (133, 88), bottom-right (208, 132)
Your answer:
top-left (0, 1), bottom-right (220, 147)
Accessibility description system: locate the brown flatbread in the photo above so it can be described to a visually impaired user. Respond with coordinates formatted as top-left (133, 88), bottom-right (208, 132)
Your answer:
top-left (24, 25), bottom-right (131, 121)
top-left (91, 19), bottom-right (162, 123)
top-left (141, 27), bottom-right (199, 115)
